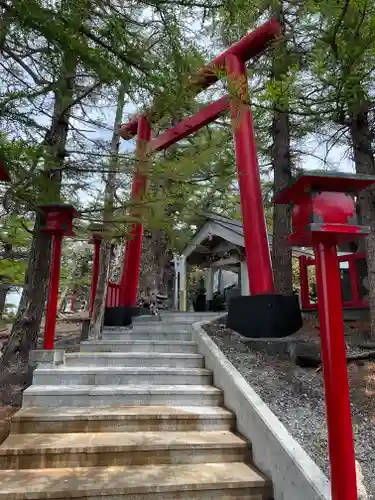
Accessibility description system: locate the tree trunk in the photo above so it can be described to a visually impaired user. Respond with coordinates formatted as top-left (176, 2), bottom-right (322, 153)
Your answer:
top-left (271, 108), bottom-right (293, 295)
top-left (0, 47), bottom-right (76, 405)
top-left (0, 285), bottom-right (10, 318)
top-left (57, 285), bottom-right (70, 315)
top-left (139, 229), bottom-right (171, 296)
top-left (270, 3), bottom-right (293, 296)
top-left (89, 84), bottom-right (125, 338)
top-left (0, 215), bottom-right (51, 405)
top-left (89, 240), bottom-right (111, 340)
top-left (349, 106), bottom-right (375, 339)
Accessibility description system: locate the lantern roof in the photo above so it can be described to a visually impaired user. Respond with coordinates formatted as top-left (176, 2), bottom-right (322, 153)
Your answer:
top-left (38, 203), bottom-right (78, 217)
top-left (274, 171), bottom-right (375, 205)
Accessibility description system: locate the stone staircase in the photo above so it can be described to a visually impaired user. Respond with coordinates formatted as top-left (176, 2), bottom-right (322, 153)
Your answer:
top-left (0, 314), bottom-right (272, 499)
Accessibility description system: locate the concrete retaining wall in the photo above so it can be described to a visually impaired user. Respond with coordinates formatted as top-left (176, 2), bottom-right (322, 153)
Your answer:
top-left (192, 318), bottom-right (331, 500)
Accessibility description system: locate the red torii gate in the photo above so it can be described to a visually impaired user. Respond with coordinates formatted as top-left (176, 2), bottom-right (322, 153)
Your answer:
top-left (116, 18), bottom-right (301, 337)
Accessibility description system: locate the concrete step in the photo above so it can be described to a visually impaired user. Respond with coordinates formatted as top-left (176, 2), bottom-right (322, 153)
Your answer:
top-left (0, 430), bottom-right (247, 469)
top-left (0, 462), bottom-right (270, 499)
top-left (11, 406), bottom-right (235, 434)
top-left (32, 367), bottom-right (212, 386)
top-left (103, 323), bottom-right (193, 333)
top-left (131, 321), bottom-right (193, 332)
top-left (23, 385), bottom-right (223, 407)
top-left (66, 352), bottom-right (204, 368)
top-left (133, 313), bottom-right (218, 324)
top-left (80, 340), bottom-right (197, 353)
top-left (101, 329), bottom-right (193, 341)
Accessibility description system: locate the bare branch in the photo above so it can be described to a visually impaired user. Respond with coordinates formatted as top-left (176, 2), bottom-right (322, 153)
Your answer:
top-left (3, 47), bottom-right (50, 85)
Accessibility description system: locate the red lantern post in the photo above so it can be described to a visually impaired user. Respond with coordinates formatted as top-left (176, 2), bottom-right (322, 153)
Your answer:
top-left (275, 171), bottom-right (375, 500)
top-left (69, 291), bottom-right (76, 313)
top-left (40, 204), bottom-right (77, 350)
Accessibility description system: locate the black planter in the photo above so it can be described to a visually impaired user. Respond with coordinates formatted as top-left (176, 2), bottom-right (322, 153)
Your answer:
top-left (194, 294), bottom-right (207, 312)
top-left (227, 294), bottom-right (302, 338)
top-left (103, 306), bottom-right (150, 327)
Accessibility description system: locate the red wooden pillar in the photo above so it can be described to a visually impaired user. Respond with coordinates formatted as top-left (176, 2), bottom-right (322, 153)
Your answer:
top-left (69, 290), bottom-right (76, 313)
top-left (44, 233), bottom-right (63, 349)
top-left (120, 115), bottom-right (151, 307)
top-left (299, 256), bottom-right (310, 309)
top-left (314, 238), bottom-right (357, 500)
top-left (89, 237), bottom-right (101, 317)
top-left (40, 204), bottom-right (77, 350)
top-left (226, 54), bottom-right (274, 295)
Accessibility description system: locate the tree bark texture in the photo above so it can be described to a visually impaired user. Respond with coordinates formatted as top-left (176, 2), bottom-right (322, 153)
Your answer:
top-left (270, 2), bottom-right (293, 296)
top-left (349, 106), bottom-right (375, 339)
top-left (0, 285), bottom-right (10, 318)
top-left (138, 228), bottom-right (172, 296)
top-left (89, 240), bottom-right (111, 340)
top-left (89, 84), bottom-right (125, 338)
top-left (0, 47), bottom-right (76, 405)
top-left (271, 108), bottom-right (293, 295)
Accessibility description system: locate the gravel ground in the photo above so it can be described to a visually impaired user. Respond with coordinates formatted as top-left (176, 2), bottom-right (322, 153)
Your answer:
top-left (204, 318), bottom-right (375, 499)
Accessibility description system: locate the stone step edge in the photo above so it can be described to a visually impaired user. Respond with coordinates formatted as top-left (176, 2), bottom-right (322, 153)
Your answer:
top-left (67, 352), bottom-right (203, 358)
top-left (80, 340), bottom-right (197, 345)
top-left (12, 406), bottom-right (234, 422)
top-left (0, 462), bottom-right (269, 500)
top-left (34, 367), bottom-right (211, 375)
top-left (1, 431), bottom-right (246, 454)
top-left (24, 385), bottom-right (220, 393)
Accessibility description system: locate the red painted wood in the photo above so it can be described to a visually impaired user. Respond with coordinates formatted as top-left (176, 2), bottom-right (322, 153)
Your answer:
top-left (43, 233), bottom-right (63, 350)
top-left (303, 252), bottom-right (368, 309)
top-left (69, 291), bottom-right (75, 313)
top-left (314, 240), bottom-right (358, 500)
top-left (120, 115), bottom-right (151, 307)
top-left (299, 256), bottom-right (310, 309)
top-left (151, 96), bottom-right (230, 152)
top-left (226, 53), bottom-right (274, 294)
top-left (106, 281), bottom-right (120, 307)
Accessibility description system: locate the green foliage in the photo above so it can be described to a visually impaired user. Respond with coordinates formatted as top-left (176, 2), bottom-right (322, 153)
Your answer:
top-left (0, 260), bottom-right (26, 284)
top-left (0, 215), bottom-right (31, 285)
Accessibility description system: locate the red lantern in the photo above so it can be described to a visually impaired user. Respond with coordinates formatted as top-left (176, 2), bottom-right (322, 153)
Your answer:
top-left (275, 171), bottom-right (373, 247)
top-left (39, 203), bottom-right (77, 237)
top-left (275, 170), bottom-right (375, 500)
top-left (39, 203), bottom-right (78, 350)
